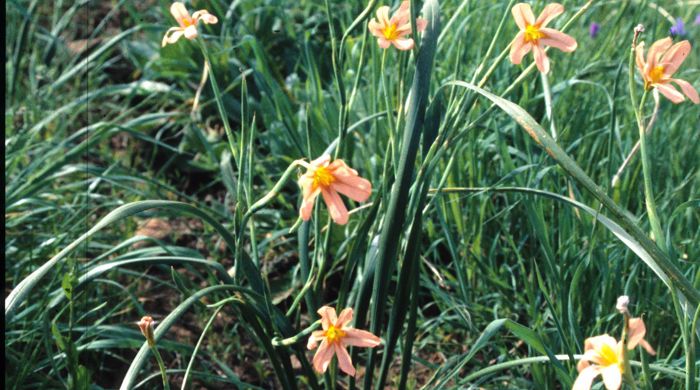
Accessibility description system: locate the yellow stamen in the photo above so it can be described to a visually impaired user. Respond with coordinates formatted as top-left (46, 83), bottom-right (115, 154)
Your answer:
top-left (524, 24), bottom-right (545, 43)
top-left (325, 325), bottom-right (345, 344)
top-left (597, 343), bottom-right (622, 369)
top-left (182, 18), bottom-right (195, 27)
top-left (312, 166), bottom-right (335, 190)
top-left (647, 65), bottom-right (665, 87)
top-left (382, 23), bottom-right (400, 41)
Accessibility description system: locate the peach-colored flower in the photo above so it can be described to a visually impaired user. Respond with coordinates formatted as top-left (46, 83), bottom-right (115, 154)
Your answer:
top-left (162, 2), bottom-right (218, 47)
top-left (307, 306), bottom-right (381, 376)
top-left (137, 316), bottom-right (155, 346)
top-left (636, 37), bottom-right (699, 104)
top-left (368, 1), bottom-right (427, 51)
top-left (574, 318), bottom-right (655, 390)
top-left (574, 334), bottom-right (624, 390)
top-left (509, 3), bottom-right (577, 74)
top-left (298, 154), bottom-right (372, 225)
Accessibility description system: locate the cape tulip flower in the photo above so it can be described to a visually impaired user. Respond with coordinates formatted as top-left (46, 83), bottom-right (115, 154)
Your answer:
top-left (298, 154), bottom-right (372, 225)
top-left (509, 3), bottom-right (577, 74)
top-left (636, 37), bottom-right (699, 104)
top-left (162, 2), bottom-right (218, 47)
top-left (368, 1), bottom-right (427, 51)
top-left (307, 306), bottom-right (381, 376)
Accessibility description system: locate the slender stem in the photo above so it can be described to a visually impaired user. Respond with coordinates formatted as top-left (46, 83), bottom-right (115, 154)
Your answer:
top-left (151, 345), bottom-right (171, 390)
top-left (380, 50), bottom-right (397, 167)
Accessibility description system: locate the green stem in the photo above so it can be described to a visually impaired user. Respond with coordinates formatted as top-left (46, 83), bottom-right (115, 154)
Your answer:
top-left (151, 345), bottom-right (170, 390)
top-left (380, 50), bottom-right (397, 167)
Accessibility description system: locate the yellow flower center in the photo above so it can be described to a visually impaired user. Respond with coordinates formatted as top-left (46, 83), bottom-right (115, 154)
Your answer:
top-left (524, 24), bottom-right (545, 43)
top-left (325, 325), bottom-right (345, 344)
top-left (597, 343), bottom-right (622, 372)
top-left (647, 65), bottom-right (665, 86)
top-left (182, 17), bottom-right (195, 27)
top-left (312, 166), bottom-right (335, 190)
top-left (382, 23), bottom-right (400, 41)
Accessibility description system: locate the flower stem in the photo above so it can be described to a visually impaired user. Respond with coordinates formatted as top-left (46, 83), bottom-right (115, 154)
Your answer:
top-left (151, 344), bottom-right (170, 390)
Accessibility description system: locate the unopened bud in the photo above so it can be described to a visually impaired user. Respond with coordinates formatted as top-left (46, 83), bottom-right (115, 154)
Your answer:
top-left (616, 295), bottom-right (630, 314)
top-left (138, 316), bottom-right (156, 346)
top-left (632, 24), bottom-right (645, 47)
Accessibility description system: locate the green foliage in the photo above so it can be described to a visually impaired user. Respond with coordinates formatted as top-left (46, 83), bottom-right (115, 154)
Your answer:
top-left (5, 0), bottom-right (699, 389)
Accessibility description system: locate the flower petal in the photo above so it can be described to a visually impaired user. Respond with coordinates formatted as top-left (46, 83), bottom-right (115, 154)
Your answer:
top-left (535, 3), bottom-right (564, 28)
top-left (600, 364), bottom-right (622, 390)
top-left (670, 78), bottom-right (699, 104)
top-left (170, 2), bottom-right (190, 27)
top-left (627, 317), bottom-right (647, 350)
top-left (368, 19), bottom-right (384, 37)
top-left (656, 82), bottom-right (685, 103)
top-left (511, 3), bottom-right (535, 30)
top-left (532, 44), bottom-right (550, 74)
top-left (307, 330), bottom-right (326, 350)
top-left (312, 340), bottom-right (335, 373)
top-left (311, 154), bottom-right (332, 167)
top-left (162, 27), bottom-right (184, 47)
top-left (416, 18), bottom-right (428, 32)
top-left (299, 174), bottom-right (320, 221)
top-left (317, 306), bottom-right (338, 330)
top-left (635, 42), bottom-right (646, 76)
top-left (334, 343), bottom-right (356, 376)
top-left (342, 328), bottom-right (382, 348)
top-left (321, 188), bottom-right (349, 225)
top-left (659, 40), bottom-right (690, 76)
top-left (192, 10), bottom-right (218, 25)
top-left (573, 365), bottom-right (601, 390)
top-left (646, 37), bottom-right (673, 71)
top-left (184, 25), bottom-right (198, 40)
top-left (336, 308), bottom-right (354, 328)
top-left (540, 28), bottom-right (577, 52)
top-left (392, 37), bottom-right (415, 51)
top-left (377, 38), bottom-right (392, 49)
top-left (376, 5), bottom-right (391, 26)
top-left (509, 33), bottom-right (531, 65)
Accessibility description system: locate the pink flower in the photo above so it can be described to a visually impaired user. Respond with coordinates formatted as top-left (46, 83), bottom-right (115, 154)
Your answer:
top-left (368, 1), bottom-right (427, 51)
top-left (509, 3), bottom-right (577, 74)
top-left (636, 37), bottom-right (699, 104)
top-left (162, 2), bottom-right (218, 47)
top-left (298, 154), bottom-right (372, 225)
top-left (307, 306), bottom-right (381, 376)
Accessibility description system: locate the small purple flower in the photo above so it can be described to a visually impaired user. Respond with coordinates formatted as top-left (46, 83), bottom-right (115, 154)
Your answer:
top-left (669, 18), bottom-right (686, 37)
top-left (589, 22), bottom-right (600, 38)
top-left (695, 13), bottom-right (700, 26)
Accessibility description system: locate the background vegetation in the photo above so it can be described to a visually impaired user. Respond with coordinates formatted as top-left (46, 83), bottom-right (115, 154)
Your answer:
top-left (5, 0), bottom-right (699, 388)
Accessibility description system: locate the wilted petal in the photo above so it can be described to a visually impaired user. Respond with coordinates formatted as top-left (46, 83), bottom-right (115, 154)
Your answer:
top-left (192, 10), bottom-right (218, 24)
top-left (511, 3), bottom-right (535, 30)
top-left (635, 42), bottom-right (646, 75)
top-left (535, 3), bottom-right (564, 28)
top-left (659, 40), bottom-right (691, 76)
top-left (656, 82), bottom-right (685, 103)
top-left (162, 27), bottom-right (184, 47)
top-left (416, 18), bottom-right (428, 32)
top-left (573, 365), bottom-right (601, 390)
top-left (170, 2), bottom-right (190, 27)
top-left (311, 154), bottom-right (332, 167)
top-left (540, 28), bottom-right (577, 52)
top-left (532, 44), bottom-right (550, 74)
top-left (321, 189), bottom-right (349, 225)
top-left (312, 340), bottom-right (335, 373)
top-left (626, 317), bottom-right (647, 350)
top-left (600, 364), bottom-right (622, 390)
top-left (342, 328), bottom-right (382, 348)
top-left (392, 38), bottom-right (415, 51)
top-left (510, 33), bottom-right (531, 65)
top-left (300, 187), bottom-right (320, 221)
top-left (334, 344), bottom-right (356, 376)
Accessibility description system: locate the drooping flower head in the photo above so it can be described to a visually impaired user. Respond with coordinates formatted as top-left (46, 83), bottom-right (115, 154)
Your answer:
top-left (509, 3), bottom-right (578, 74)
top-left (589, 22), bottom-right (600, 39)
top-left (669, 18), bottom-right (686, 38)
top-left (162, 2), bottom-right (218, 47)
top-left (368, 1), bottom-right (427, 51)
top-left (307, 306), bottom-right (381, 376)
top-left (636, 37), bottom-right (699, 104)
top-left (298, 154), bottom-right (372, 225)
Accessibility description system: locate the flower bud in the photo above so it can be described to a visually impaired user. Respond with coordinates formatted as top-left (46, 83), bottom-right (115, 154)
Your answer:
top-left (138, 316), bottom-right (156, 346)
top-left (616, 295), bottom-right (630, 314)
